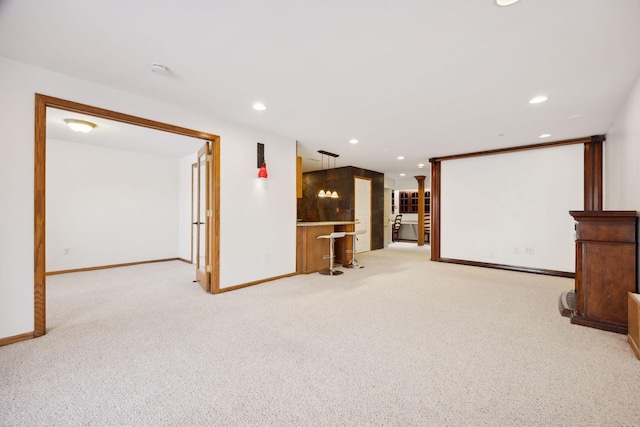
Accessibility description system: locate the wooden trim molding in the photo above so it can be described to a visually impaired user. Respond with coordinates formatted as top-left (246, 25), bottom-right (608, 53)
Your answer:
top-left (584, 135), bottom-right (604, 211)
top-left (46, 258), bottom-right (182, 276)
top-left (218, 272), bottom-right (299, 293)
top-left (414, 175), bottom-right (426, 246)
top-left (439, 258), bottom-right (575, 278)
top-left (429, 136), bottom-right (595, 163)
top-left (429, 160), bottom-right (441, 261)
top-left (0, 332), bottom-right (35, 347)
top-left (34, 93), bottom-right (221, 336)
top-left (428, 135), bottom-right (604, 272)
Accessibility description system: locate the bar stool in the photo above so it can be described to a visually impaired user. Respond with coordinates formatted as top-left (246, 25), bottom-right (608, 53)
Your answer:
top-left (317, 231), bottom-right (346, 275)
top-left (344, 229), bottom-right (366, 269)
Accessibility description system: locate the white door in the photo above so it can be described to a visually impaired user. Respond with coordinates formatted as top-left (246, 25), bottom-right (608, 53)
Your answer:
top-left (354, 177), bottom-right (371, 253)
top-left (195, 142), bottom-right (211, 292)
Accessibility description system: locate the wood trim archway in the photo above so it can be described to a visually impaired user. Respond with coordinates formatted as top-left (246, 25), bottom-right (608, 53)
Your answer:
top-left (34, 94), bottom-right (221, 337)
top-left (428, 135), bottom-right (603, 272)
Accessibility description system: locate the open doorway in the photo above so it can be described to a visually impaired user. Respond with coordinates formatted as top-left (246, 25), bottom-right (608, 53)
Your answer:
top-left (34, 94), bottom-right (221, 338)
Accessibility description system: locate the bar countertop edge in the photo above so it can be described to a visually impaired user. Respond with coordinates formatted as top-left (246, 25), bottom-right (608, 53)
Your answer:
top-left (296, 221), bottom-right (357, 227)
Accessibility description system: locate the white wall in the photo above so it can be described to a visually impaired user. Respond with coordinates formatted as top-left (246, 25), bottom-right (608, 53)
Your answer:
top-left (605, 72), bottom-right (640, 288)
top-left (605, 73), bottom-right (640, 211)
top-left (46, 140), bottom-right (180, 271)
top-left (440, 144), bottom-right (583, 273)
top-left (0, 56), bottom-right (296, 340)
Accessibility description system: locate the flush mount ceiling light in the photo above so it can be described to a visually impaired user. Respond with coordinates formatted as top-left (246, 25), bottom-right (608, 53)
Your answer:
top-left (539, 133), bottom-right (552, 139)
top-left (529, 95), bottom-right (548, 104)
top-left (252, 102), bottom-right (267, 111)
top-left (397, 156), bottom-right (405, 160)
top-left (64, 119), bottom-right (96, 133)
top-left (149, 63), bottom-right (169, 75)
top-left (495, 0), bottom-right (521, 6)
top-left (349, 139), bottom-right (359, 144)
top-left (400, 173), bottom-right (406, 177)
top-left (418, 164), bottom-right (425, 169)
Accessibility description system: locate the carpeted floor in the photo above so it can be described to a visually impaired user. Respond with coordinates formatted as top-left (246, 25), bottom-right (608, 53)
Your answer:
top-left (1, 243), bottom-right (639, 426)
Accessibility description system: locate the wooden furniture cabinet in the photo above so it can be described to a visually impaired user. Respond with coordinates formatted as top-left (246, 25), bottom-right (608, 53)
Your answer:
top-left (569, 211), bottom-right (638, 334)
top-left (398, 191), bottom-right (431, 214)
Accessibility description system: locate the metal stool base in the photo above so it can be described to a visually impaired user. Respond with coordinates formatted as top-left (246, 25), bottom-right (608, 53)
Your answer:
top-left (344, 263), bottom-right (364, 269)
top-left (319, 268), bottom-right (344, 275)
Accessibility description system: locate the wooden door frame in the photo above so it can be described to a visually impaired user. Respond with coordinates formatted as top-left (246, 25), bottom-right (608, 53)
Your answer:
top-left (34, 94), bottom-right (221, 338)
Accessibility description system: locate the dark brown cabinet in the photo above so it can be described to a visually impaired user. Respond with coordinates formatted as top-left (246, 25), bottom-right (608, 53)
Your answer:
top-left (569, 211), bottom-right (638, 334)
top-left (398, 191), bottom-right (430, 214)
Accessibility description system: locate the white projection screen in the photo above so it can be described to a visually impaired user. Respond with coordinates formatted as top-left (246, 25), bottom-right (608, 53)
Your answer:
top-left (439, 143), bottom-right (583, 273)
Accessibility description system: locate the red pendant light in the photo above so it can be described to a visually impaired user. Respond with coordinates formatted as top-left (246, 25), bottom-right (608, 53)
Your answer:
top-left (258, 163), bottom-right (268, 179)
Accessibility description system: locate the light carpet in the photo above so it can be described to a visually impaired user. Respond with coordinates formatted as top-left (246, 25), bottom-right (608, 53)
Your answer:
top-left (1, 243), bottom-right (639, 426)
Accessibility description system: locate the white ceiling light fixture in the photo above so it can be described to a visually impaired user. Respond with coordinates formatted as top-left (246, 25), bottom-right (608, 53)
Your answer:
top-left (495, 0), bottom-right (521, 6)
top-left (529, 95), bottom-right (548, 104)
top-left (418, 163), bottom-right (425, 169)
top-left (149, 63), bottom-right (169, 75)
top-left (252, 102), bottom-right (267, 111)
top-left (539, 133), bottom-right (552, 138)
top-left (64, 119), bottom-right (96, 133)
top-left (317, 150), bottom-right (340, 199)
top-left (397, 156), bottom-right (405, 160)
top-left (400, 173), bottom-right (406, 177)
top-left (349, 139), bottom-right (359, 144)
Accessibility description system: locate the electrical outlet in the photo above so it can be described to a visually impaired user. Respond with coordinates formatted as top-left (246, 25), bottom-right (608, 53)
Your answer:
top-left (511, 247), bottom-right (519, 255)
top-left (263, 253), bottom-right (269, 262)
top-left (525, 247), bottom-right (534, 255)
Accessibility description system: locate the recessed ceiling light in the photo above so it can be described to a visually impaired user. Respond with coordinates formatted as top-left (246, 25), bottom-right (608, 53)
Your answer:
top-left (64, 119), bottom-right (96, 133)
top-left (495, 0), bottom-right (521, 6)
top-left (400, 173), bottom-right (406, 177)
top-left (349, 139), bottom-right (359, 144)
top-left (397, 156), bottom-right (405, 160)
top-left (418, 164), bottom-right (425, 168)
top-left (529, 95), bottom-right (548, 104)
top-left (252, 103), bottom-right (267, 111)
top-left (539, 133), bottom-right (551, 139)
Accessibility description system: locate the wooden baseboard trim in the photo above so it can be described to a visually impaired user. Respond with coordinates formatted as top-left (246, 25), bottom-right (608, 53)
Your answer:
top-left (177, 258), bottom-right (192, 264)
top-left (46, 258), bottom-right (181, 276)
top-left (571, 315), bottom-right (627, 334)
top-left (628, 335), bottom-right (640, 360)
top-left (217, 272), bottom-right (299, 294)
top-left (438, 258), bottom-right (575, 278)
top-left (0, 331), bottom-right (35, 347)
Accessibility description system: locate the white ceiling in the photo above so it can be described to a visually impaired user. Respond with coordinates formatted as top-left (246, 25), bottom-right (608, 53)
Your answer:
top-left (2, 0), bottom-right (640, 175)
top-left (46, 108), bottom-right (203, 158)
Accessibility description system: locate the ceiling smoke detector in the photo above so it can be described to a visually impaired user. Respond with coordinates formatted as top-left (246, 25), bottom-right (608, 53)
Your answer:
top-left (149, 63), bottom-right (169, 75)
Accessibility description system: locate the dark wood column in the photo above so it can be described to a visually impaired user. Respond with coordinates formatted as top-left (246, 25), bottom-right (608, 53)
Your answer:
top-left (584, 135), bottom-right (604, 211)
top-left (429, 160), bottom-right (441, 261)
top-left (414, 175), bottom-right (426, 246)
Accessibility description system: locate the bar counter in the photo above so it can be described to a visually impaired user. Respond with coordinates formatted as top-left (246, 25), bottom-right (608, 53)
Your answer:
top-left (296, 221), bottom-right (356, 273)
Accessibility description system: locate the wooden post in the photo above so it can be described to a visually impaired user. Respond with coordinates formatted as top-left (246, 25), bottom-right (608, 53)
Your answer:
top-left (414, 175), bottom-right (426, 246)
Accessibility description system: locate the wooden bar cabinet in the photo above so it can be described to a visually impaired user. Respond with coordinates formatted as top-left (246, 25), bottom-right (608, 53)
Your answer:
top-left (569, 211), bottom-right (638, 334)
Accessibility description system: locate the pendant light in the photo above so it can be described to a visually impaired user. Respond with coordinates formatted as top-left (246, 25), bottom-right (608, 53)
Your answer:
top-left (317, 150), bottom-right (339, 199)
